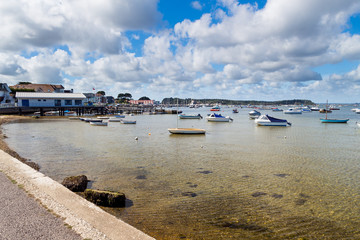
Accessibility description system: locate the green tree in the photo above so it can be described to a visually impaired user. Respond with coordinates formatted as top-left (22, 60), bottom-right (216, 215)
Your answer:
top-left (139, 96), bottom-right (150, 100)
top-left (97, 91), bottom-right (105, 96)
top-left (124, 93), bottom-right (132, 99)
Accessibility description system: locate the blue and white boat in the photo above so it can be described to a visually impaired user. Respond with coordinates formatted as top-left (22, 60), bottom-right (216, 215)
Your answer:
top-left (284, 108), bottom-right (302, 114)
top-left (206, 113), bottom-right (233, 122)
top-left (255, 115), bottom-right (291, 126)
top-left (249, 110), bottom-right (261, 119)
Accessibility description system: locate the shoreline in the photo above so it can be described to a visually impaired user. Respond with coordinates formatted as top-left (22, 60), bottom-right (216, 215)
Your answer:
top-left (0, 115), bottom-right (155, 240)
top-left (0, 115), bottom-right (40, 170)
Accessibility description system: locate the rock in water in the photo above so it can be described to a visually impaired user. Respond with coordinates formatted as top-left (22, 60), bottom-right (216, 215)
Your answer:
top-left (84, 189), bottom-right (126, 207)
top-left (61, 175), bottom-right (88, 192)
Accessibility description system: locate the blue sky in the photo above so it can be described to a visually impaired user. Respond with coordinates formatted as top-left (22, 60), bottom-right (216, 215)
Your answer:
top-left (1, 0), bottom-right (360, 103)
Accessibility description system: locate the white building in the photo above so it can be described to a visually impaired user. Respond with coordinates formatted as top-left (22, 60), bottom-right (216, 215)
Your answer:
top-left (15, 92), bottom-right (86, 107)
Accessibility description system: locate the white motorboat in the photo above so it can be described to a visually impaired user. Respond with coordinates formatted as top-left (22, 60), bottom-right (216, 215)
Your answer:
top-left (178, 114), bottom-right (203, 119)
top-left (168, 128), bottom-right (206, 134)
top-left (120, 120), bottom-right (136, 124)
top-left (255, 114), bottom-right (291, 126)
top-left (90, 121), bottom-right (108, 126)
top-left (249, 110), bottom-right (261, 119)
top-left (206, 113), bottom-right (233, 122)
top-left (284, 108), bottom-right (302, 114)
top-left (108, 117), bottom-right (122, 122)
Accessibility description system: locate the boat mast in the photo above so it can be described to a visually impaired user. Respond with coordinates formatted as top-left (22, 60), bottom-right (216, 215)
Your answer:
top-left (325, 100), bottom-right (328, 119)
top-left (177, 97), bottom-right (179, 128)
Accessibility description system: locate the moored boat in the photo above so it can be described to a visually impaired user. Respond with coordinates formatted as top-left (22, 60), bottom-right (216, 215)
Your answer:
top-left (90, 121), bottom-right (108, 126)
top-left (168, 128), bottom-right (206, 134)
top-left (249, 110), bottom-right (261, 119)
top-left (319, 109), bottom-right (332, 113)
top-left (320, 118), bottom-right (349, 123)
top-left (284, 108), bottom-right (302, 114)
top-left (255, 114), bottom-right (291, 126)
top-left (120, 120), bottom-right (136, 124)
top-left (108, 117), bottom-right (122, 122)
top-left (233, 108), bottom-right (239, 113)
top-left (178, 114), bottom-right (203, 119)
top-left (210, 106), bottom-right (220, 111)
top-left (319, 100), bottom-right (348, 123)
top-left (206, 113), bottom-right (233, 122)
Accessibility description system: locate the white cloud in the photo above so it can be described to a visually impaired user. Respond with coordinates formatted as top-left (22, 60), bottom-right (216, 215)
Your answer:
top-left (1, 0), bottom-right (360, 101)
top-left (191, 1), bottom-right (203, 11)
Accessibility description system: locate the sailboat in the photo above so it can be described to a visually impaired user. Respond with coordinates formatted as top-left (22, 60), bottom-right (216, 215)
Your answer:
top-left (320, 100), bottom-right (349, 123)
top-left (168, 98), bottom-right (206, 134)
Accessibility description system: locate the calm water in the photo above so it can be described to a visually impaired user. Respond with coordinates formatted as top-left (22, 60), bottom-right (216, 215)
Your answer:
top-left (4, 106), bottom-right (360, 239)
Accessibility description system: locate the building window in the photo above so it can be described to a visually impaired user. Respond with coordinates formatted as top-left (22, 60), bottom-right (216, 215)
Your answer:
top-left (38, 99), bottom-right (41, 101)
top-left (65, 100), bottom-right (72, 105)
top-left (43, 99), bottom-right (46, 101)
top-left (75, 100), bottom-right (82, 105)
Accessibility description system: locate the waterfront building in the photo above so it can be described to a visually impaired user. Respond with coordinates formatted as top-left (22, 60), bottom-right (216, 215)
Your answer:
top-left (15, 92), bottom-right (86, 107)
top-left (129, 99), bottom-right (154, 105)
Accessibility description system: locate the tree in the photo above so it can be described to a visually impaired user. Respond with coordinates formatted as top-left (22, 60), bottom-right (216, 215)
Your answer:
top-left (18, 82), bottom-right (32, 85)
top-left (97, 91), bottom-right (105, 96)
top-left (139, 96), bottom-right (150, 100)
top-left (124, 93), bottom-right (132, 99)
top-left (117, 93), bottom-right (125, 99)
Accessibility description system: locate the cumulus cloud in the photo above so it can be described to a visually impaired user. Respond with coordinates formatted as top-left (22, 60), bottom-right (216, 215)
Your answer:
top-left (1, 0), bottom-right (360, 101)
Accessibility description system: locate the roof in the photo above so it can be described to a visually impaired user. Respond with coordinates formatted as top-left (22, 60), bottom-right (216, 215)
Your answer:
top-left (10, 84), bottom-right (64, 93)
top-left (15, 92), bottom-right (86, 99)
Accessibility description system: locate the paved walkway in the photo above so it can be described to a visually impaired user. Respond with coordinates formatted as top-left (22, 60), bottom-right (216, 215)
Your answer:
top-left (0, 150), bottom-right (155, 240)
top-left (0, 171), bottom-right (82, 240)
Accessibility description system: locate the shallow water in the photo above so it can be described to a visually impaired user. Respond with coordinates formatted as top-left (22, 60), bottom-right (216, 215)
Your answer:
top-left (4, 106), bottom-right (360, 239)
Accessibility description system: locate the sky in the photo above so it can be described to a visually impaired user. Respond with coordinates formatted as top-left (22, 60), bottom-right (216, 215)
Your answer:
top-left (1, 0), bottom-right (360, 103)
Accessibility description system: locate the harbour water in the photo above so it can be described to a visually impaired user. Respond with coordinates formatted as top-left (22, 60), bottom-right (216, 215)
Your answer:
top-left (3, 106), bottom-right (360, 239)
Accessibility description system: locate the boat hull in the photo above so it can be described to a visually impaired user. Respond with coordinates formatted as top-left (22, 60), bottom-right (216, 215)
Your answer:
top-left (320, 119), bottom-right (349, 123)
top-left (179, 115), bottom-right (202, 119)
top-left (90, 122), bottom-right (108, 126)
top-left (168, 128), bottom-right (206, 134)
top-left (206, 117), bottom-right (231, 122)
top-left (120, 120), bottom-right (136, 124)
top-left (255, 121), bottom-right (288, 126)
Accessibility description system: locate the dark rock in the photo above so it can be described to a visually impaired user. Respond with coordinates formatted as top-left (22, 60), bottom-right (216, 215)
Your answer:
top-left (84, 189), bottom-right (126, 207)
top-left (135, 175), bottom-right (147, 179)
top-left (295, 198), bottom-right (307, 205)
top-left (274, 173), bottom-right (290, 178)
top-left (25, 161), bottom-right (40, 171)
top-left (271, 194), bottom-right (283, 199)
top-left (197, 170), bottom-right (212, 174)
top-left (220, 221), bottom-right (268, 232)
top-left (299, 193), bottom-right (310, 198)
top-left (242, 175), bottom-right (250, 178)
top-left (62, 175), bottom-right (88, 192)
top-left (181, 192), bottom-right (197, 197)
top-left (251, 192), bottom-right (267, 197)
